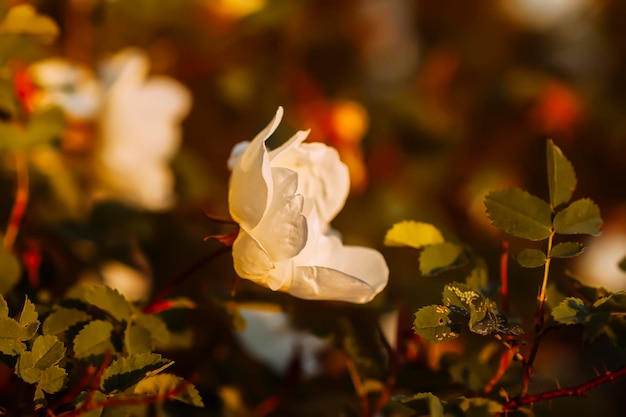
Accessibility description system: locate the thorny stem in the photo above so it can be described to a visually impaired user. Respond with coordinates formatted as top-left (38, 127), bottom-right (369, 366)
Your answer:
top-left (3, 151), bottom-right (29, 250)
top-left (535, 230), bottom-right (555, 333)
top-left (143, 245), bottom-right (232, 313)
top-left (504, 364), bottom-right (626, 413)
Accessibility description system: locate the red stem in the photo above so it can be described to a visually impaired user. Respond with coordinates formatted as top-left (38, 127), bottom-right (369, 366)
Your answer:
top-left (500, 240), bottom-right (509, 313)
top-left (504, 364), bottom-right (626, 412)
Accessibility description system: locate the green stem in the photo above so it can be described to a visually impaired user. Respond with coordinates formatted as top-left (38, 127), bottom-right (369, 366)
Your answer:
top-left (535, 230), bottom-right (555, 333)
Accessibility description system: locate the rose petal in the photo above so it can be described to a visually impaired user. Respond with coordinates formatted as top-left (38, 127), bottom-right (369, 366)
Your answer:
top-left (232, 230), bottom-right (277, 285)
top-left (229, 107), bottom-right (283, 228)
top-left (271, 141), bottom-right (349, 226)
top-left (286, 265), bottom-right (381, 303)
top-left (251, 166), bottom-right (307, 261)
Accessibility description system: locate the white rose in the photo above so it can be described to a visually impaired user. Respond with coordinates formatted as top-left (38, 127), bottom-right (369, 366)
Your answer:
top-left (228, 107), bottom-right (388, 303)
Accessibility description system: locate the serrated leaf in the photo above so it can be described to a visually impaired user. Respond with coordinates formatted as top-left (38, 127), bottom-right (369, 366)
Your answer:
top-left (0, 243), bottom-right (21, 295)
top-left (0, 317), bottom-right (25, 355)
top-left (19, 297), bottom-right (39, 341)
top-left (485, 188), bottom-right (553, 241)
top-left (73, 320), bottom-right (114, 360)
top-left (134, 374), bottom-right (204, 407)
top-left (384, 221), bottom-right (445, 249)
top-left (43, 307), bottom-right (91, 336)
top-left (419, 242), bottom-right (463, 276)
top-left (29, 335), bottom-right (65, 369)
top-left (100, 352), bottom-right (172, 394)
top-left (0, 5), bottom-right (58, 43)
top-left (124, 323), bottom-right (152, 355)
top-left (133, 314), bottom-right (169, 345)
top-left (550, 241), bottom-right (585, 258)
top-left (516, 249), bottom-right (546, 268)
top-left (553, 198), bottom-right (602, 236)
top-left (546, 140), bottom-right (576, 208)
top-left (394, 392), bottom-right (443, 417)
top-left (39, 365), bottom-right (67, 393)
top-left (552, 297), bottom-right (589, 324)
top-left (413, 305), bottom-right (461, 343)
top-left (82, 286), bottom-right (133, 322)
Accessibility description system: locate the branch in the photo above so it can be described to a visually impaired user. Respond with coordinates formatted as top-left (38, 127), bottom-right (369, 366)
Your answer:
top-left (504, 364), bottom-right (626, 412)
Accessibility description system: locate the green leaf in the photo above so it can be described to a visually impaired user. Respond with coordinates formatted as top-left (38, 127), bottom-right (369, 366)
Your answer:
top-left (419, 242), bottom-right (463, 276)
top-left (19, 297), bottom-right (40, 341)
top-left (550, 241), bottom-right (585, 258)
top-left (0, 294), bottom-right (8, 318)
top-left (516, 249), bottom-right (546, 268)
top-left (42, 307), bottom-right (91, 336)
top-left (450, 397), bottom-right (504, 417)
top-left (485, 188), bottom-right (553, 241)
top-left (395, 392), bottom-right (444, 417)
top-left (0, 4), bottom-right (58, 43)
top-left (546, 140), bottom-right (576, 208)
top-left (124, 323), bottom-right (152, 355)
top-left (0, 317), bottom-right (25, 355)
top-left (39, 365), bottom-right (67, 393)
top-left (17, 335), bottom-right (65, 382)
top-left (553, 198), bottom-right (602, 236)
top-left (0, 243), bottom-right (21, 295)
top-left (0, 107), bottom-right (65, 151)
top-left (134, 374), bottom-right (204, 407)
top-left (552, 297), bottom-right (589, 324)
top-left (413, 305), bottom-right (461, 343)
top-left (100, 352), bottom-right (172, 394)
top-left (133, 313), bottom-right (170, 345)
top-left (464, 261), bottom-right (489, 292)
top-left (72, 320), bottom-right (115, 360)
top-left (384, 221), bottom-right (445, 249)
top-left (82, 286), bottom-right (133, 322)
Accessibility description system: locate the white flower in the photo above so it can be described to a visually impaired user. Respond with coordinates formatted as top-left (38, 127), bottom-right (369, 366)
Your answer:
top-left (236, 304), bottom-right (326, 376)
top-left (228, 107), bottom-right (389, 303)
top-left (30, 48), bottom-right (191, 211)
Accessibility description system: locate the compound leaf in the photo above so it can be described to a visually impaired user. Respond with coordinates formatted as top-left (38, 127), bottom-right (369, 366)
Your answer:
top-left (39, 365), bottom-right (67, 393)
top-left (485, 188), bottom-right (552, 241)
top-left (82, 286), bottom-right (133, 322)
top-left (42, 307), bottom-right (91, 336)
top-left (552, 297), bottom-right (589, 324)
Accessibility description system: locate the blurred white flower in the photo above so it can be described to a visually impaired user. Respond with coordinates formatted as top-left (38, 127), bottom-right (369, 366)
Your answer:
top-left (30, 48), bottom-right (192, 211)
top-left (228, 107), bottom-right (389, 303)
top-left (236, 304), bottom-right (326, 376)
top-left (501, 0), bottom-right (592, 30)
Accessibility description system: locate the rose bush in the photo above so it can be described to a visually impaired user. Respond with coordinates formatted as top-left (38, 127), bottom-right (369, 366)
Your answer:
top-left (228, 107), bottom-right (388, 303)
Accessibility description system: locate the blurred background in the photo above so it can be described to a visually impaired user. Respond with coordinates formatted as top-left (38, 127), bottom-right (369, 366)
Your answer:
top-left (3, 0), bottom-right (626, 416)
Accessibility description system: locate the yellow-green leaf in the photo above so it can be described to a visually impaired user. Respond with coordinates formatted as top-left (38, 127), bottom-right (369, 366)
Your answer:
top-left (516, 249), bottom-right (546, 268)
top-left (134, 373), bottom-right (204, 407)
top-left (419, 242), bottom-right (463, 276)
top-left (0, 242), bottom-right (20, 295)
top-left (553, 198), bottom-right (602, 236)
top-left (546, 140), bottom-right (576, 208)
top-left (0, 5), bottom-right (58, 44)
top-left (485, 188), bottom-right (553, 241)
top-left (384, 221), bottom-right (444, 249)
top-left (72, 320), bottom-right (114, 360)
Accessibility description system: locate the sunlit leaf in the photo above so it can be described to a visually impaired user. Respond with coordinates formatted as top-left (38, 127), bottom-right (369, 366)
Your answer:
top-left (42, 307), bottom-right (91, 336)
top-left (546, 140), bottom-right (576, 208)
top-left (550, 241), bottom-right (585, 258)
top-left (552, 297), bottom-right (588, 324)
top-left (82, 286), bottom-right (133, 322)
top-left (419, 242), bottom-right (463, 276)
top-left (38, 365), bottom-right (67, 393)
top-left (100, 352), bottom-right (172, 394)
top-left (413, 305), bottom-right (462, 343)
top-left (484, 188), bottom-right (553, 241)
top-left (395, 392), bottom-right (444, 417)
top-left (0, 243), bottom-right (21, 295)
top-left (0, 317), bottom-right (24, 355)
top-left (0, 107), bottom-right (65, 151)
top-left (17, 335), bottom-right (65, 384)
top-left (384, 221), bottom-right (445, 249)
top-left (133, 313), bottom-right (170, 345)
top-left (0, 294), bottom-right (7, 318)
top-left (553, 198), bottom-right (602, 236)
top-left (516, 249), bottom-right (546, 268)
top-left (124, 323), bottom-right (152, 355)
top-left (134, 373), bottom-right (204, 407)
top-left (72, 320), bottom-right (115, 360)
top-left (450, 397), bottom-right (504, 416)
top-left (0, 5), bottom-right (58, 43)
